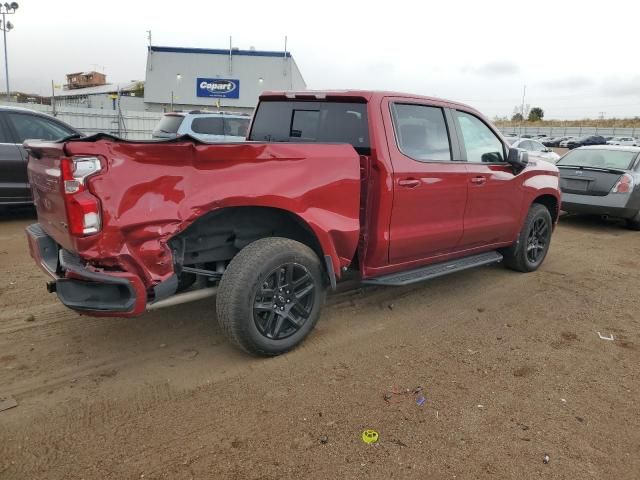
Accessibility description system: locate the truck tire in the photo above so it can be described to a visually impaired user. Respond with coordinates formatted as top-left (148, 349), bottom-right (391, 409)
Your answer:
top-left (626, 211), bottom-right (640, 231)
top-left (502, 203), bottom-right (552, 272)
top-left (216, 237), bottom-right (326, 356)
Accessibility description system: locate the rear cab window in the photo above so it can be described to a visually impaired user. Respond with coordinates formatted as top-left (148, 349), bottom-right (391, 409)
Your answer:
top-left (248, 100), bottom-right (370, 153)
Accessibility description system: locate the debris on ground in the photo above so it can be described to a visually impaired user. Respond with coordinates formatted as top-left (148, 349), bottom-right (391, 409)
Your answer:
top-left (383, 385), bottom-right (425, 406)
top-left (361, 429), bottom-right (379, 444)
top-left (174, 349), bottom-right (199, 360)
top-left (24, 314), bottom-right (35, 322)
top-left (0, 396), bottom-right (18, 412)
top-left (389, 438), bottom-right (408, 447)
top-left (319, 435), bottom-right (328, 444)
top-left (543, 454), bottom-right (550, 464)
top-left (597, 332), bottom-right (614, 341)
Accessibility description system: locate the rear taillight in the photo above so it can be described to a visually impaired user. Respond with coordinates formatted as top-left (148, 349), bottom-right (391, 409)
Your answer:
top-left (60, 156), bottom-right (102, 236)
top-left (611, 174), bottom-right (634, 194)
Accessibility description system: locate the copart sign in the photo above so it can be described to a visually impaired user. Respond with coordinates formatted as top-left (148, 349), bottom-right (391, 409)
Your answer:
top-left (196, 78), bottom-right (240, 99)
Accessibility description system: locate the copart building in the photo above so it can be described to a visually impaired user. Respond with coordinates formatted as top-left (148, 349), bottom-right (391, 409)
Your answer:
top-left (143, 45), bottom-right (307, 113)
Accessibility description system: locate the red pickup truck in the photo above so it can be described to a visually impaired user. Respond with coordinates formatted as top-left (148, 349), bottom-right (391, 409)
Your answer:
top-left (25, 91), bottom-right (560, 355)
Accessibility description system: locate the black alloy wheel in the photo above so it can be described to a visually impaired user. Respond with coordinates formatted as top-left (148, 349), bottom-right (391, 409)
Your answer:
top-left (526, 217), bottom-right (550, 264)
top-left (253, 263), bottom-right (316, 340)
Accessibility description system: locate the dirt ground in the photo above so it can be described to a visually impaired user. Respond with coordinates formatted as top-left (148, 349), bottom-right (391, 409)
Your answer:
top-left (0, 207), bottom-right (638, 480)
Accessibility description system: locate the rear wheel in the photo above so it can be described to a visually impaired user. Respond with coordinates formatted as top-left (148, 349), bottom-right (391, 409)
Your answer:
top-left (216, 237), bottom-right (325, 356)
top-left (502, 203), bottom-right (553, 272)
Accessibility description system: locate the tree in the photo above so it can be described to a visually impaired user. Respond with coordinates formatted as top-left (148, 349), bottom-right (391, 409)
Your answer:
top-left (511, 112), bottom-right (523, 122)
top-left (528, 107), bottom-right (544, 122)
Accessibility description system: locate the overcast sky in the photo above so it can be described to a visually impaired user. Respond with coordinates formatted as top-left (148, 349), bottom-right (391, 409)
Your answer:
top-left (9, 0), bottom-right (640, 119)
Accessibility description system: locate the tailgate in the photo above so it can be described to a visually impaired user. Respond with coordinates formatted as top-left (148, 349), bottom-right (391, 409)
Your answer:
top-left (25, 141), bottom-right (75, 251)
top-left (558, 166), bottom-right (624, 196)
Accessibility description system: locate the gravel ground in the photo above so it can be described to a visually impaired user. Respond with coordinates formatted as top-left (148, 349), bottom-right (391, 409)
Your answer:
top-left (0, 207), bottom-right (638, 479)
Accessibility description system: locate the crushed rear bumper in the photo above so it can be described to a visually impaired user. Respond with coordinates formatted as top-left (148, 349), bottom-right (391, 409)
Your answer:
top-left (25, 223), bottom-right (147, 316)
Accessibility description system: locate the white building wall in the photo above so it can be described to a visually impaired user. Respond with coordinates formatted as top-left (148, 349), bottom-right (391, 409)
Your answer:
top-left (54, 94), bottom-right (145, 111)
top-left (144, 46), bottom-right (306, 112)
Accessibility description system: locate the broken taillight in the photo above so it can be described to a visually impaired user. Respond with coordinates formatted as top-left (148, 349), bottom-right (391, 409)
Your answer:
top-left (60, 156), bottom-right (102, 236)
top-left (611, 173), bottom-right (634, 194)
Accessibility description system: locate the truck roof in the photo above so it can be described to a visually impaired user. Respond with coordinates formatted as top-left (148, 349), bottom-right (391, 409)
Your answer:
top-left (260, 90), bottom-right (474, 110)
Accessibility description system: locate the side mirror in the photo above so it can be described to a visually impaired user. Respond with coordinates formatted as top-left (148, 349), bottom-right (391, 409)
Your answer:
top-left (507, 147), bottom-right (529, 171)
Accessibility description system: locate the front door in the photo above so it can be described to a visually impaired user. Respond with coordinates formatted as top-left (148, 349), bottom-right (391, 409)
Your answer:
top-left (385, 100), bottom-right (468, 263)
top-left (452, 110), bottom-right (523, 248)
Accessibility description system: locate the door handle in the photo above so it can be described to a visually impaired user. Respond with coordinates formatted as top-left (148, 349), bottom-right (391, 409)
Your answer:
top-left (470, 176), bottom-right (487, 185)
top-left (398, 178), bottom-right (421, 188)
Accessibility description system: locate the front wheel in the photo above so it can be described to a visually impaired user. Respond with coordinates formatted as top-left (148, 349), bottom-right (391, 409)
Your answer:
top-left (502, 204), bottom-right (553, 272)
top-left (216, 237), bottom-right (326, 356)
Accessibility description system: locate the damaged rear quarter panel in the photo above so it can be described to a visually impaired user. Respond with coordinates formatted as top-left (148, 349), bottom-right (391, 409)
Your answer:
top-left (65, 140), bottom-right (362, 287)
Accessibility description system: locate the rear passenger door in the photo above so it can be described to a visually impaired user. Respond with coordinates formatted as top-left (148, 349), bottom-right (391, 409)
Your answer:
top-left (452, 110), bottom-right (523, 248)
top-left (384, 99), bottom-right (468, 263)
top-left (0, 112), bottom-right (30, 203)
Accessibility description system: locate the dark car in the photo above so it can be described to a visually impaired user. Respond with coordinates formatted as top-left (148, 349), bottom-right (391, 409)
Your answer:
top-left (543, 136), bottom-right (570, 147)
top-left (0, 106), bottom-right (79, 206)
top-left (558, 145), bottom-right (640, 229)
top-left (565, 135), bottom-right (607, 149)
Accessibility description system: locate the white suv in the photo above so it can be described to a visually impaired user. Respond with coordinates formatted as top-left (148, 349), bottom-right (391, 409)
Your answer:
top-left (152, 111), bottom-right (251, 142)
top-left (607, 136), bottom-right (638, 146)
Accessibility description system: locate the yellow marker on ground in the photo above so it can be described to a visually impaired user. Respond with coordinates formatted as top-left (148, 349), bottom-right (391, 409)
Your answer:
top-left (361, 429), bottom-right (379, 444)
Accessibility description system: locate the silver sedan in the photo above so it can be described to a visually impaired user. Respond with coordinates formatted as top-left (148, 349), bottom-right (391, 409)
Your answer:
top-left (505, 137), bottom-right (561, 164)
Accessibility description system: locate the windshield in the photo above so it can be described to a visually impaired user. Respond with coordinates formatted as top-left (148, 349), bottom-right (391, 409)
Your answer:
top-left (249, 100), bottom-right (370, 152)
top-left (153, 115), bottom-right (184, 135)
top-left (557, 148), bottom-right (638, 170)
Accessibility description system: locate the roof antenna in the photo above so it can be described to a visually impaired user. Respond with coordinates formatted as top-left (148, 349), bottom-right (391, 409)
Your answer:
top-left (146, 30), bottom-right (152, 47)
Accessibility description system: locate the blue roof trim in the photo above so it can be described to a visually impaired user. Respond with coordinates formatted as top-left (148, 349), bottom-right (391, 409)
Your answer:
top-left (149, 46), bottom-right (292, 58)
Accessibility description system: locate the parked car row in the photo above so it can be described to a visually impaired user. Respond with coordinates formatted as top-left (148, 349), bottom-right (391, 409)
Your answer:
top-left (505, 133), bottom-right (638, 149)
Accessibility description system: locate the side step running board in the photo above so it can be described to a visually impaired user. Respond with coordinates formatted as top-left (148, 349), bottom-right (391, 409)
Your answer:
top-left (362, 251), bottom-right (503, 286)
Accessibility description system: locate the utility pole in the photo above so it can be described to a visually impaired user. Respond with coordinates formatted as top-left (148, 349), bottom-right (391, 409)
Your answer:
top-left (0, 2), bottom-right (18, 101)
top-left (597, 111), bottom-right (605, 134)
top-left (519, 84), bottom-right (526, 136)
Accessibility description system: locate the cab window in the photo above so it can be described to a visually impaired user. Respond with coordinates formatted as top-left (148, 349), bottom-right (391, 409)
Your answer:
top-left (390, 103), bottom-right (451, 161)
top-left (455, 111), bottom-right (505, 163)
